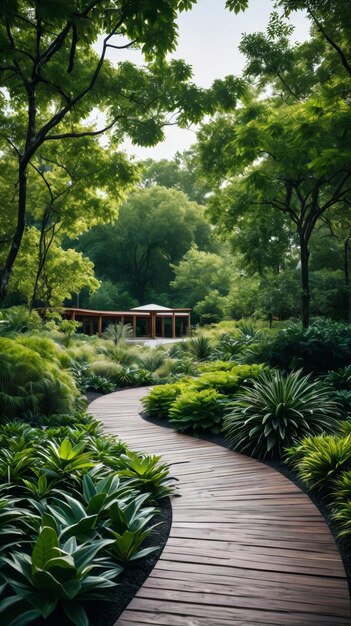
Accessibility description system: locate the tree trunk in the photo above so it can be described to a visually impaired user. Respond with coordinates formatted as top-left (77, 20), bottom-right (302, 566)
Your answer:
top-left (300, 234), bottom-right (310, 328)
top-left (344, 236), bottom-right (351, 323)
top-left (0, 162), bottom-right (27, 302)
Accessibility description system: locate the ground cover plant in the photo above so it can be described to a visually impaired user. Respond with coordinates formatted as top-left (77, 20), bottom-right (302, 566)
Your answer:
top-left (0, 419), bottom-right (173, 625)
top-left (0, 320), bottom-right (174, 625)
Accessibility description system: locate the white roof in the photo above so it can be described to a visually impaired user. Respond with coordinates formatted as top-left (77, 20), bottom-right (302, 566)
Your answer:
top-left (131, 303), bottom-right (172, 312)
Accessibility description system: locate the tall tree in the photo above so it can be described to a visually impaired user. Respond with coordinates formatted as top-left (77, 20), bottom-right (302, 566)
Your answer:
top-left (141, 150), bottom-right (210, 205)
top-left (76, 186), bottom-right (214, 304)
top-left (0, 0), bottom-right (242, 301)
top-left (197, 92), bottom-right (351, 327)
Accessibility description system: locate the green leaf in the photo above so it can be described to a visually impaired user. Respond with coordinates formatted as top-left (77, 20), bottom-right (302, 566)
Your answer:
top-left (86, 493), bottom-right (106, 515)
top-left (27, 593), bottom-right (57, 618)
top-left (45, 556), bottom-right (75, 571)
top-left (31, 526), bottom-right (59, 571)
top-left (59, 439), bottom-right (74, 460)
top-left (62, 579), bottom-right (82, 600)
top-left (63, 601), bottom-right (89, 626)
top-left (32, 570), bottom-right (66, 596)
top-left (74, 539), bottom-right (115, 571)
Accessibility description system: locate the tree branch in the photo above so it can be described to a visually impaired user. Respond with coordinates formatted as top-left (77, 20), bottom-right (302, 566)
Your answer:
top-left (308, 8), bottom-right (351, 77)
top-left (44, 117), bottom-right (119, 141)
top-left (107, 39), bottom-right (138, 50)
top-left (277, 72), bottom-right (300, 100)
top-left (0, 133), bottom-right (21, 157)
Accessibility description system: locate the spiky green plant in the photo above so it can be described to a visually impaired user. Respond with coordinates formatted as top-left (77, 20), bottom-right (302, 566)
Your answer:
top-left (285, 434), bottom-right (351, 492)
top-left (324, 365), bottom-right (351, 390)
top-left (0, 306), bottom-right (41, 334)
top-left (333, 470), bottom-right (351, 503)
top-left (136, 350), bottom-right (166, 372)
top-left (184, 335), bottom-right (213, 361)
top-left (102, 322), bottom-right (134, 345)
top-left (223, 370), bottom-right (340, 460)
top-left (332, 500), bottom-right (351, 542)
top-left (114, 451), bottom-right (174, 500)
top-left (97, 343), bottom-right (138, 367)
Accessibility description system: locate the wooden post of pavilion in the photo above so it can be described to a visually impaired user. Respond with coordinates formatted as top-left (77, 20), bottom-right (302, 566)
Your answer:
top-left (132, 315), bottom-right (137, 337)
top-left (151, 312), bottom-right (156, 339)
top-left (172, 313), bottom-right (176, 338)
top-left (187, 312), bottom-right (191, 336)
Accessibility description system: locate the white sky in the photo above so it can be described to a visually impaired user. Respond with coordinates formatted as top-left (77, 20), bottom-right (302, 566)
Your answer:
top-left (103, 0), bottom-right (311, 161)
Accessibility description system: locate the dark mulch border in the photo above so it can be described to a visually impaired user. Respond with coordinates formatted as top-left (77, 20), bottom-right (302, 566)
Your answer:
top-left (88, 497), bottom-right (172, 626)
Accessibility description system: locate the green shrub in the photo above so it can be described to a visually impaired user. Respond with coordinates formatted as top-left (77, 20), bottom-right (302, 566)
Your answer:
top-left (330, 390), bottom-right (351, 415)
top-left (169, 388), bottom-right (226, 434)
top-left (285, 434), bottom-right (351, 492)
top-left (194, 364), bottom-right (266, 395)
top-left (156, 356), bottom-right (199, 379)
top-left (114, 451), bottom-right (174, 500)
top-left (0, 337), bottom-right (80, 421)
top-left (16, 335), bottom-right (69, 368)
top-left (198, 360), bottom-right (239, 372)
top-left (66, 343), bottom-right (97, 363)
top-left (136, 351), bottom-right (167, 372)
top-left (323, 365), bottom-right (351, 416)
top-left (212, 332), bottom-right (247, 361)
top-left (113, 366), bottom-right (155, 387)
top-left (223, 370), bottom-right (340, 460)
top-left (338, 420), bottom-right (351, 436)
top-left (333, 470), bottom-right (351, 503)
top-left (142, 383), bottom-right (185, 419)
top-left (324, 365), bottom-right (351, 390)
top-left (90, 359), bottom-right (124, 382)
top-left (0, 306), bottom-right (41, 334)
top-left (262, 321), bottom-right (351, 372)
top-left (97, 343), bottom-right (138, 366)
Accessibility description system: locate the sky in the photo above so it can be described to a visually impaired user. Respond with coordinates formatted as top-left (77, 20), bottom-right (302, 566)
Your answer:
top-left (103, 0), bottom-right (311, 161)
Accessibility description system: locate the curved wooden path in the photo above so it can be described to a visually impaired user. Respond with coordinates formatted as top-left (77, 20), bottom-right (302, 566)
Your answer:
top-left (90, 388), bottom-right (351, 626)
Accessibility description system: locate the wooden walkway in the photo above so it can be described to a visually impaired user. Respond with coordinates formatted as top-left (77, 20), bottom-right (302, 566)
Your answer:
top-left (90, 388), bottom-right (351, 626)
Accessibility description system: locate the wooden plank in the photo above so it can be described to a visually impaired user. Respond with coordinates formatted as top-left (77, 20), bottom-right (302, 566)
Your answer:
top-left (89, 388), bottom-right (350, 626)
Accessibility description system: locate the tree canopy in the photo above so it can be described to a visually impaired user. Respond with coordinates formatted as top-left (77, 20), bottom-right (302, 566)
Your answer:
top-left (0, 0), bottom-right (244, 303)
top-left (76, 186), bottom-right (214, 305)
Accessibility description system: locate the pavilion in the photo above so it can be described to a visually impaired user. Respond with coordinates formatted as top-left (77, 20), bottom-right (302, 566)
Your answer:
top-left (63, 303), bottom-right (191, 339)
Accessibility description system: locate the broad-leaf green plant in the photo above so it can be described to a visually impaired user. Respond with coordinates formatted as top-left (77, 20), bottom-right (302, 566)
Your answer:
top-left (2, 526), bottom-right (119, 625)
top-left (141, 383), bottom-right (185, 419)
top-left (115, 451), bottom-right (174, 500)
top-left (169, 388), bottom-right (227, 434)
